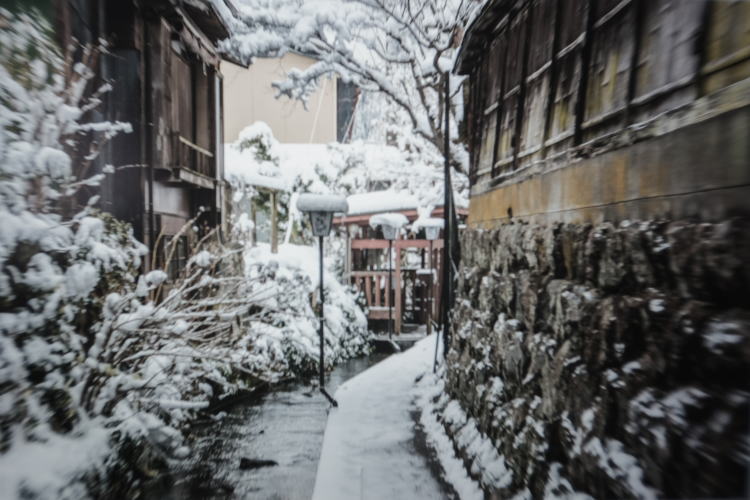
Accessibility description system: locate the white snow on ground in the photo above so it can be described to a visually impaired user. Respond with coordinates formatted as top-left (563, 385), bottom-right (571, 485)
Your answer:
top-left (312, 336), bottom-right (450, 500)
top-left (416, 373), bottom-right (484, 500)
top-left (0, 424), bottom-right (111, 500)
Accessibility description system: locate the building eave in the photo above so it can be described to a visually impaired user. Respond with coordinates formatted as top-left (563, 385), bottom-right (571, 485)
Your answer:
top-left (453, 0), bottom-right (516, 75)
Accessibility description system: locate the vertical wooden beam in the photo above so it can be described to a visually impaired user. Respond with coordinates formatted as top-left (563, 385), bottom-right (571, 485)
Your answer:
top-left (365, 274), bottom-right (372, 307)
top-left (492, 23), bottom-right (510, 178)
top-left (625, 0), bottom-right (645, 125)
top-left (270, 190), bottom-right (278, 254)
top-left (251, 203), bottom-right (257, 247)
top-left (512, 3), bottom-right (534, 171)
top-left (574, 0), bottom-right (595, 146)
top-left (542, 0), bottom-right (563, 158)
top-left (345, 226), bottom-right (352, 281)
top-left (384, 271), bottom-right (389, 307)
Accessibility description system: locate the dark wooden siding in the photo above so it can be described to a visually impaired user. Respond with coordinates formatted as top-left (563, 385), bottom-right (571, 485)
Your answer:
top-left (466, 0), bottom-right (750, 186)
top-left (581, 0), bottom-right (636, 142)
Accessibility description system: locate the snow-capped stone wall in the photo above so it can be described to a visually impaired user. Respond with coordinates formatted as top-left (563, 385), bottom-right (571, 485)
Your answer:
top-left (439, 218), bottom-right (749, 498)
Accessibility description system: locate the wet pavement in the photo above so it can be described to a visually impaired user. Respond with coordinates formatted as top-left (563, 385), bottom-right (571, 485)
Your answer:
top-left (147, 353), bottom-right (389, 500)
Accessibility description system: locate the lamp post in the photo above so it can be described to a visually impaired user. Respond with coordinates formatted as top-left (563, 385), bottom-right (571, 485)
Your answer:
top-left (415, 218), bottom-right (444, 372)
top-left (297, 193), bottom-right (349, 407)
top-left (369, 213), bottom-right (408, 341)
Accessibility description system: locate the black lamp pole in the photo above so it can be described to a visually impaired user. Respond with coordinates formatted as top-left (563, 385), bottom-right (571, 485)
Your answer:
top-left (441, 72), bottom-right (452, 360)
top-left (297, 194), bottom-right (347, 408)
top-left (431, 239), bottom-right (439, 372)
top-left (388, 239), bottom-right (393, 340)
top-left (318, 234), bottom-right (337, 407)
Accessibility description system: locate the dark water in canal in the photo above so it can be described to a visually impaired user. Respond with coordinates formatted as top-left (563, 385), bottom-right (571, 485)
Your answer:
top-left (147, 353), bottom-right (389, 500)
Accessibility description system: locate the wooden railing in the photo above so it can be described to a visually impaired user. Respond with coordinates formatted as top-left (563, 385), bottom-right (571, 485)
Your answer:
top-left (172, 133), bottom-right (214, 178)
top-left (350, 271), bottom-right (391, 320)
top-left (347, 239), bottom-right (445, 334)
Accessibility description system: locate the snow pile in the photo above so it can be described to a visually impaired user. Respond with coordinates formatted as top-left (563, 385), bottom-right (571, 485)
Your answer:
top-left (225, 123), bottom-right (466, 220)
top-left (411, 217), bottom-right (444, 231)
top-left (347, 190), bottom-right (420, 216)
top-left (224, 123), bottom-right (464, 266)
top-left (369, 212), bottom-right (409, 229)
top-left (415, 373), bottom-right (486, 500)
top-left (296, 193), bottom-right (348, 213)
top-left (415, 371), bottom-right (599, 500)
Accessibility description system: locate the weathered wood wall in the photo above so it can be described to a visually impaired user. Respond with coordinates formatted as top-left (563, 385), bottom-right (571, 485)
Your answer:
top-left (56, 0), bottom-right (227, 271)
top-left (464, 0), bottom-right (750, 226)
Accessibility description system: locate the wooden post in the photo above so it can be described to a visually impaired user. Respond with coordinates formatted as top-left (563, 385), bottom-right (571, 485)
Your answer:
top-left (395, 235), bottom-right (402, 335)
top-left (345, 226), bottom-right (352, 281)
top-left (251, 203), bottom-right (257, 247)
top-left (270, 190), bottom-right (278, 254)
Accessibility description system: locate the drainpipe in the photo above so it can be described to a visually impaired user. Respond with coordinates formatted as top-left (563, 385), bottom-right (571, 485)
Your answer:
top-left (441, 72), bottom-right (451, 359)
top-left (143, 12), bottom-right (156, 262)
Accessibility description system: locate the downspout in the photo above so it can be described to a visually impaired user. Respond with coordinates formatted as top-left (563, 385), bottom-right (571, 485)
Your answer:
top-left (441, 72), bottom-right (451, 359)
top-left (143, 12), bottom-right (156, 263)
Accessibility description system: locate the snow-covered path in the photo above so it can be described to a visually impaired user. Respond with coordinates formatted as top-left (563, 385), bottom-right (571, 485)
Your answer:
top-left (312, 336), bottom-right (448, 500)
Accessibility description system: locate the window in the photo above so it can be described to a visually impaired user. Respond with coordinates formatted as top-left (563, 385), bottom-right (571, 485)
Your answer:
top-left (171, 51), bottom-right (216, 177)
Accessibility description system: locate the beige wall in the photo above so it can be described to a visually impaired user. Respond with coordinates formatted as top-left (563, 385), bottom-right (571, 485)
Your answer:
top-left (221, 53), bottom-right (337, 144)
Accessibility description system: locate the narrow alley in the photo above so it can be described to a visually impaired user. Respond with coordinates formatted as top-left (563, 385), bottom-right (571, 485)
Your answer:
top-left (0, 1), bottom-right (748, 499)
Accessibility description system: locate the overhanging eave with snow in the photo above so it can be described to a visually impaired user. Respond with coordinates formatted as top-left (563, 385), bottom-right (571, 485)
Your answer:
top-left (333, 190), bottom-right (467, 226)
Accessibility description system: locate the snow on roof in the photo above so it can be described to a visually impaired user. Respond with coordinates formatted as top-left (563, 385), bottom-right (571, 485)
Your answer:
top-left (296, 193), bottom-right (348, 213)
top-left (224, 125), bottom-right (291, 191)
top-left (347, 191), bottom-right (420, 216)
top-left (411, 217), bottom-right (444, 232)
top-left (369, 212), bottom-right (409, 229)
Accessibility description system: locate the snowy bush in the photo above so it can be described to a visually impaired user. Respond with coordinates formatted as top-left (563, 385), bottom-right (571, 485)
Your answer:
top-left (242, 244), bottom-right (369, 376)
top-left (0, 8), bottom-right (148, 497)
top-left (225, 122), bottom-right (292, 244)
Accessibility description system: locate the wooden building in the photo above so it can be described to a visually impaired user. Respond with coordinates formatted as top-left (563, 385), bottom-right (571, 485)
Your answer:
top-left (54, 0), bottom-right (240, 273)
top-left (334, 191), bottom-right (467, 335)
top-left (457, 0), bottom-right (750, 226)
top-left (445, 2), bottom-right (750, 497)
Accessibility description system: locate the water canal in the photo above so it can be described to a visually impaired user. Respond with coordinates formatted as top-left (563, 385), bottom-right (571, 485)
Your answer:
top-left (146, 353), bottom-right (390, 500)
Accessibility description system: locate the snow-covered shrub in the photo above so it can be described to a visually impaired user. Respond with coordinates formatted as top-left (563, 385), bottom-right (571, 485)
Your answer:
top-left (225, 122), bottom-right (293, 244)
top-left (0, 8), bottom-right (148, 497)
top-left (241, 244), bottom-right (369, 376)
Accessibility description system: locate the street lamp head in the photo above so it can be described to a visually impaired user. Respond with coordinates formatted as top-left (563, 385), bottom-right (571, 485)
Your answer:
top-left (297, 194), bottom-right (348, 237)
top-left (369, 213), bottom-right (409, 241)
top-left (413, 217), bottom-right (444, 241)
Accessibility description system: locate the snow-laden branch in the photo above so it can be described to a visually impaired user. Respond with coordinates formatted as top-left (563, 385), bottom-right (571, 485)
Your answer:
top-left (220, 0), bottom-right (481, 175)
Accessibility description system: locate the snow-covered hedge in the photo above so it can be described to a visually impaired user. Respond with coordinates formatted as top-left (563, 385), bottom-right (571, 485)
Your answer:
top-left (242, 244), bottom-right (369, 376)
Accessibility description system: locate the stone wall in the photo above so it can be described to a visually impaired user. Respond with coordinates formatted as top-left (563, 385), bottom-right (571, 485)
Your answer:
top-left (440, 218), bottom-right (749, 498)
